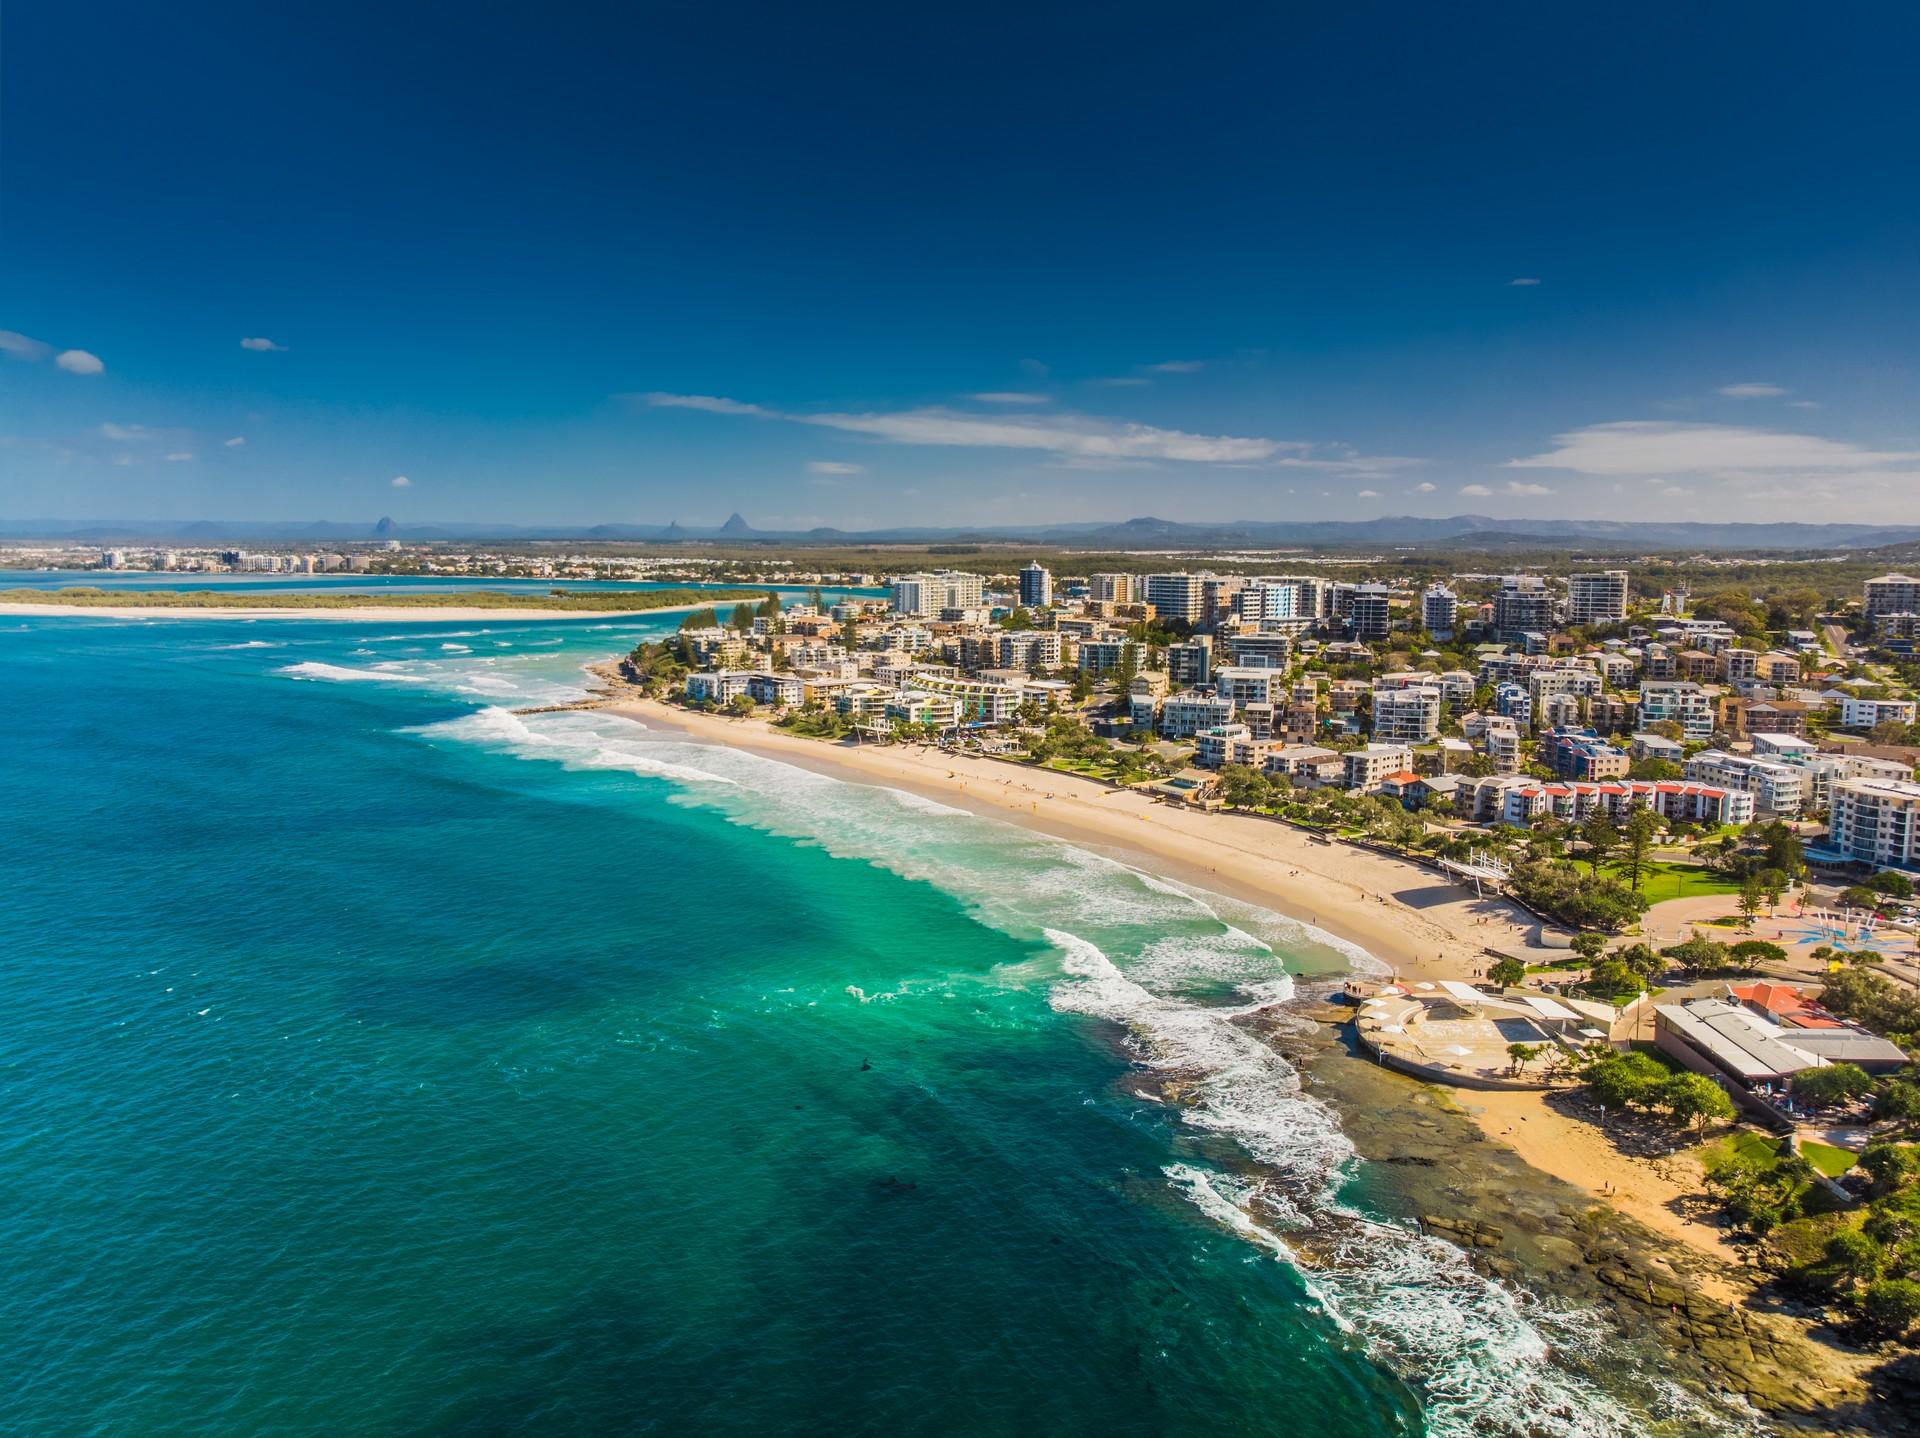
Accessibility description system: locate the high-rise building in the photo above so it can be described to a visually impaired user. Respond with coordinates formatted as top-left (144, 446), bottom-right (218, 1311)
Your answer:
top-left (1864, 574), bottom-right (1920, 619)
top-left (1827, 778), bottom-right (1920, 871)
top-left (1089, 572), bottom-right (1138, 604)
top-left (890, 569), bottom-right (985, 617)
top-left (1566, 570), bottom-right (1629, 627)
top-left (1345, 584), bottom-right (1392, 642)
top-left (1144, 572), bottom-right (1208, 624)
top-left (1018, 561), bottom-right (1053, 608)
top-left (1421, 583), bottom-right (1458, 639)
top-left (1492, 575), bottom-right (1554, 639)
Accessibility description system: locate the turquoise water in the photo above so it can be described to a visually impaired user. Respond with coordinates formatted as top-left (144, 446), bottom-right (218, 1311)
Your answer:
top-left (1, 610), bottom-right (1680, 1436)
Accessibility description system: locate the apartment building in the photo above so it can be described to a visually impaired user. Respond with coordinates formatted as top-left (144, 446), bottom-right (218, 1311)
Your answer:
top-left (1144, 572), bottom-right (1209, 624)
top-left (1684, 749), bottom-right (1808, 816)
top-left (1839, 696), bottom-right (1918, 731)
top-left (1018, 562), bottom-right (1053, 608)
top-left (1827, 778), bottom-right (1920, 871)
top-left (997, 631), bottom-right (1062, 671)
top-left (1639, 681), bottom-right (1715, 741)
top-left (1421, 582), bottom-right (1458, 639)
top-left (1344, 583), bottom-right (1392, 642)
top-left (1542, 727), bottom-right (1629, 781)
top-left (1863, 574), bottom-right (1920, 620)
top-left (1194, 725), bottom-right (1276, 771)
top-left (1565, 570), bottom-right (1629, 627)
top-left (1159, 690), bottom-right (1236, 738)
top-left (1213, 665), bottom-right (1284, 709)
top-left (1344, 743), bottom-right (1416, 793)
top-left (1089, 572), bottom-right (1139, 604)
top-left (1492, 575), bottom-right (1555, 639)
top-left (1370, 683), bottom-right (1442, 744)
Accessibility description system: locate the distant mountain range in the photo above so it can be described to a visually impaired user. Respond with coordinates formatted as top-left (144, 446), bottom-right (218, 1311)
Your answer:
top-left (6, 513), bottom-right (1920, 552)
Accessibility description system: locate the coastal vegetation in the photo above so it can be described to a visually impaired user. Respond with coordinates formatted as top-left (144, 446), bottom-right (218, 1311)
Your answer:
top-left (3, 585), bottom-right (769, 612)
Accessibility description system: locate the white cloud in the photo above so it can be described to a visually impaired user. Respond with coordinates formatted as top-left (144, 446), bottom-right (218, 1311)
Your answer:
top-left (100, 422), bottom-right (155, 441)
top-left (1089, 376), bottom-right (1152, 387)
top-left (1508, 277), bottom-right (1541, 286)
top-left (1717, 382), bottom-right (1787, 399)
top-left (968, 392), bottom-right (1049, 405)
top-left (1144, 359), bottom-right (1204, 373)
top-left (55, 349), bottom-right (104, 375)
top-left (806, 460), bottom-right (865, 475)
top-left (390, 475), bottom-right (411, 488)
top-left (641, 392), bottom-right (771, 417)
top-left (1356, 488), bottom-right (1382, 498)
top-left (635, 391), bottom-right (1298, 464)
top-left (1787, 400), bottom-right (1821, 409)
top-left (1505, 480), bottom-right (1554, 496)
top-left (1508, 420), bottom-right (1919, 476)
top-left (1412, 481), bottom-right (1437, 493)
top-left (224, 436), bottom-right (246, 447)
top-left (164, 452), bottom-right (194, 462)
top-left (240, 337), bottom-right (287, 352)
top-left (112, 454), bottom-right (134, 467)
top-left (1019, 358), bottom-right (1050, 379)
top-left (1460, 483), bottom-right (1494, 497)
top-left (0, 329), bottom-right (52, 361)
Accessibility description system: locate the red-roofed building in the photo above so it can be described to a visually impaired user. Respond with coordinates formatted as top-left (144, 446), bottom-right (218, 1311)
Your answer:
top-left (1727, 981), bottom-right (1844, 1030)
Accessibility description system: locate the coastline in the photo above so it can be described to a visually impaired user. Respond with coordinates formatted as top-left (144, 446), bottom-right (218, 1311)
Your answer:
top-left (0, 601), bottom-right (733, 623)
top-left (601, 692), bottom-right (1562, 985)
top-left (600, 692), bottom-right (1887, 1422)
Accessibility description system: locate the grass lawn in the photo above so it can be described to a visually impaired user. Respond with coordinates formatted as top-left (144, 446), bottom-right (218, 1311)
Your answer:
top-left (1612, 857), bottom-right (1745, 902)
top-left (1699, 1130), bottom-right (1783, 1172)
top-left (1698, 1131), bottom-right (1857, 1179)
top-left (1799, 1140), bottom-right (1858, 1178)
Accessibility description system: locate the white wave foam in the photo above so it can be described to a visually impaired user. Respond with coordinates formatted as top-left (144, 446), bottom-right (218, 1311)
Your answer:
top-left (212, 640), bottom-right (277, 650)
top-left (441, 642), bottom-right (472, 653)
top-left (397, 710), bottom-right (1693, 1432)
top-left (279, 661), bottom-right (432, 684)
top-left (1046, 926), bottom-right (1649, 1437)
top-left (418, 708), bottom-right (740, 786)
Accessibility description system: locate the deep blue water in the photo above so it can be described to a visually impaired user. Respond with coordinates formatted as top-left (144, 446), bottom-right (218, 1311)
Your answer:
top-left (0, 610), bottom-right (1663, 1436)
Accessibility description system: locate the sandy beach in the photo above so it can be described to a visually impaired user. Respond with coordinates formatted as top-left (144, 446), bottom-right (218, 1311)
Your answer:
top-left (606, 695), bottom-right (1565, 984)
top-left (0, 601), bottom-right (726, 623)
top-left (605, 695), bottom-right (1799, 1268)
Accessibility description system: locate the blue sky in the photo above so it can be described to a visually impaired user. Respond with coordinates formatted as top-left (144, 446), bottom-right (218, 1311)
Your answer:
top-left (4, 3), bottom-right (1918, 527)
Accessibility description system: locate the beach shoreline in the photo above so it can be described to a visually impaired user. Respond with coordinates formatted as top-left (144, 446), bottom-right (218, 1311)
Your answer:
top-left (601, 692), bottom-right (1563, 985)
top-left (601, 692), bottom-right (1885, 1420)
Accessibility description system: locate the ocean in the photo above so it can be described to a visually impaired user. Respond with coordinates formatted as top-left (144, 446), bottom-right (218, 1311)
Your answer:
top-left (0, 598), bottom-right (1711, 1436)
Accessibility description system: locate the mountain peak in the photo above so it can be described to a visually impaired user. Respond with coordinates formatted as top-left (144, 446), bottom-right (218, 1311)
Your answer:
top-left (372, 516), bottom-right (399, 536)
top-left (719, 512), bottom-right (753, 535)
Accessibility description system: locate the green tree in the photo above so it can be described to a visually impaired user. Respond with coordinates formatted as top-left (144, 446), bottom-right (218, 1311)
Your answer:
top-left (1663, 933), bottom-right (1729, 977)
top-left (1488, 957), bottom-right (1527, 988)
top-left (1581, 809), bottom-right (1620, 876)
top-left (728, 602), bottom-right (756, 631)
top-left (1868, 870), bottom-right (1916, 900)
top-left (1823, 1229), bottom-right (1884, 1286)
top-left (1858, 1279), bottom-right (1920, 1341)
top-left (756, 591), bottom-right (783, 619)
top-left (1217, 764), bottom-right (1272, 811)
top-left (1738, 874), bottom-right (1766, 930)
top-left (726, 692), bottom-right (756, 715)
top-left (1570, 931), bottom-right (1608, 963)
top-left (1661, 1072), bottom-right (1735, 1133)
top-left (1506, 1041), bottom-right (1543, 1076)
top-left (1729, 939), bottom-right (1787, 974)
top-left (1792, 1063), bottom-right (1874, 1108)
top-left (679, 606), bottom-right (720, 631)
top-left (1618, 808), bottom-right (1660, 893)
top-left (1586, 1051), bottom-right (1670, 1111)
